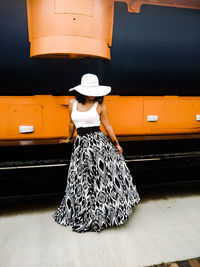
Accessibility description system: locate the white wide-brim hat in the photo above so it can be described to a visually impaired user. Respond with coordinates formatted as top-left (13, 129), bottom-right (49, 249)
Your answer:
top-left (69, 73), bottom-right (111, 97)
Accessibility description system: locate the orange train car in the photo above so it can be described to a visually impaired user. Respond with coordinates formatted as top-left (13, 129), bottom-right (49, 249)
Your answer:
top-left (0, 95), bottom-right (200, 140)
top-left (1, 0), bottom-right (200, 201)
top-left (1, 0), bottom-right (200, 141)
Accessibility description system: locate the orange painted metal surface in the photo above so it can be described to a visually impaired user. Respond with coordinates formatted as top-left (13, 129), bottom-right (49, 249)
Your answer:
top-left (26, 0), bottom-right (114, 59)
top-left (0, 95), bottom-right (200, 140)
top-left (116, 0), bottom-right (200, 13)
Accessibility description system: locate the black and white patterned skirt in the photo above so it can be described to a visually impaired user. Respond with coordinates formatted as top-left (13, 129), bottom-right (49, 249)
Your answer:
top-left (52, 128), bottom-right (140, 233)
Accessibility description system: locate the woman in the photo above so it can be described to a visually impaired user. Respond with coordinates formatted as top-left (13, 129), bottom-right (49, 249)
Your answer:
top-left (52, 73), bottom-right (140, 233)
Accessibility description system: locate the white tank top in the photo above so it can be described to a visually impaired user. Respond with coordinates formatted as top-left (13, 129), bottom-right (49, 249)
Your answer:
top-left (71, 99), bottom-right (101, 129)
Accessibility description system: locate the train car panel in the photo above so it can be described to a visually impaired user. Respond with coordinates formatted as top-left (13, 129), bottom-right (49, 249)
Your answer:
top-left (143, 96), bottom-right (200, 134)
top-left (0, 95), bottom-right (200, 140)
top-left (27, 0), bottom-right (114, 59)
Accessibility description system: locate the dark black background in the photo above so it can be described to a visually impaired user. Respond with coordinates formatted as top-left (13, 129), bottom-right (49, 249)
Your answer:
top-left (0, 1), bottom-right (200, 96)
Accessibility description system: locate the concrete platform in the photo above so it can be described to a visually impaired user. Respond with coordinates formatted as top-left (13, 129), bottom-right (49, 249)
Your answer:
top-left (0, 184), bottom-right (200, 267)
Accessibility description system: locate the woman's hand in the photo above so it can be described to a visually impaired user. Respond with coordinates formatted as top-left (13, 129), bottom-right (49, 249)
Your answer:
top-left (59, 138), bottom-right (73, 143)
top-left (115, 144), bottom-right (123, 154)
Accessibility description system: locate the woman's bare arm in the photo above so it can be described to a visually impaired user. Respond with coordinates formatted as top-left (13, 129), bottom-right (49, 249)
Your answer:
top-left (59, 99), bottom-right (76, 143)
top-left (100, 103), bottom-right (123, 154)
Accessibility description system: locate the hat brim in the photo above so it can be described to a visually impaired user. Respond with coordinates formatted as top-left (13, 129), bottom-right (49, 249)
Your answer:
top-left (69, 85), bottom-right (111, 97)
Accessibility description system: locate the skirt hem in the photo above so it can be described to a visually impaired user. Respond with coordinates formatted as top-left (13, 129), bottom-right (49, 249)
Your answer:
top-left (52, 197), bottom-right (140, 233)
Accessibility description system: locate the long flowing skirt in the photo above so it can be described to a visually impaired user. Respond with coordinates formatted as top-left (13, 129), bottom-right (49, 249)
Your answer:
top-left (52, 130), bottom-right (140, 233)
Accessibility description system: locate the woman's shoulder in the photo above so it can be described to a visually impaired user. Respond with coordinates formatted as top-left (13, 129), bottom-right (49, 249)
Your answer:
top-left (97, 101), bottom-right (107, 114)
top-left (68, 98), bottom-right (76, 113)
top-left (69, 98), bottom-right (75, 107)
top-left (99, 101), bottom-right (107, 109)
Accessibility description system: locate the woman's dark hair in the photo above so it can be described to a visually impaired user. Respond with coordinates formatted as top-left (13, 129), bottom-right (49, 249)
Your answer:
top-left (73, 91), bottom-right (104, 104)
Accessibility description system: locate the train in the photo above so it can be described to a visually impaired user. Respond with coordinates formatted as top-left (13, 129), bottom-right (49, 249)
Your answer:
top-left (1, 0), bottom-right (200, 203)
